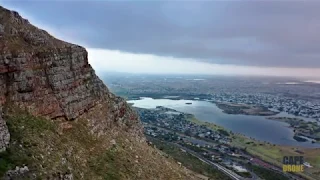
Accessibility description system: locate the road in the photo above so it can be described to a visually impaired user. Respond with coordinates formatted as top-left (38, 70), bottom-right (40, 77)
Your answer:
top-left (147, 125), bottom-right (305, 180)
top-left (175, 142), bottom-right (308, 180)
top-left (172, 143), bottom-right (249, 180)
top-left (249, 157), bottom-right (304, 180)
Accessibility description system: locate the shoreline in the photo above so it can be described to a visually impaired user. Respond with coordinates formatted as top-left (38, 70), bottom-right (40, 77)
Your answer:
top-left (185, 115), bottom-right (320, 180)
top-left (266, 117), bottom-right (320, 143)
top-left (133, 101), bottom-right (320, 179)
top-left (125, 94), bottom-right (319, 123)
top-left (187, 113), bottom-right (319, 148)
top-left (129, 96), bottom-right (320, 147)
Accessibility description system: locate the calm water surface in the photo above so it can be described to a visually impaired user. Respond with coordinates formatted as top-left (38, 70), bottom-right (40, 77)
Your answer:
top-left (128, 97), bottom-right (320, 148)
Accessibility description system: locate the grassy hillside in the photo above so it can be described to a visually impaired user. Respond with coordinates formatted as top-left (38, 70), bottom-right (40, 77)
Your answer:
top-left (0, 109), bottom-right (197, 179)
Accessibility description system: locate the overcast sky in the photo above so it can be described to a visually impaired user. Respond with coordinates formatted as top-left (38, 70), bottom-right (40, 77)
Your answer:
top-left (2, 1), bottom-right (320, 78)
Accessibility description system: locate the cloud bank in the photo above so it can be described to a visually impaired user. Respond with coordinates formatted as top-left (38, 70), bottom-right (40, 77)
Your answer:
top-left (88, 49), bottom-right (320, 78)
top-left (3, 1), bottom-right (320, 69)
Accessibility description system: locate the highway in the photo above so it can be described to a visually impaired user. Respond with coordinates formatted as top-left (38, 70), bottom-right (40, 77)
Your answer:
top-left (148, 127), bottom-right (305, 180)
top-left (172, 143), bottom-right (245, 180)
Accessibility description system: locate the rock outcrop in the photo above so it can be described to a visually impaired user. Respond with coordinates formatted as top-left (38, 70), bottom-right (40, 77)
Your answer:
top-left (0, 6), bottom-right (196, 180)
top-left (0, 108), bottom-right (9, 152)
top-left (0, 6), bottom-right (108, 120)
top-left (0, 5), bottom-right (143, 139)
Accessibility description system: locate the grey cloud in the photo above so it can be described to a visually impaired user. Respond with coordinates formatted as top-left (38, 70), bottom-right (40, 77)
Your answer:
top-left (2, 1), bottom-right (320, 68)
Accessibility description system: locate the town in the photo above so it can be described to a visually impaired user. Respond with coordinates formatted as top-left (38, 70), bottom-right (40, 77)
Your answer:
top-left (104, 74), bottom-right (320, 122)
top-left (104, 74), bottom-right (320, 179)
top-left (134, 106), bottom-right (299, 180)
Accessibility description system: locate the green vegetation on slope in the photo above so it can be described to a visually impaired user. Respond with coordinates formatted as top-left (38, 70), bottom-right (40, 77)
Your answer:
top-left (0, 110), bottom-right (195, 179)
top-left (0, 113), bottom-right (57, 178)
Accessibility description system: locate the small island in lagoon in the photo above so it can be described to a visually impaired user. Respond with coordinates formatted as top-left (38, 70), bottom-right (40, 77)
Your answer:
top-left (215, 102), bottom-right (279, 116)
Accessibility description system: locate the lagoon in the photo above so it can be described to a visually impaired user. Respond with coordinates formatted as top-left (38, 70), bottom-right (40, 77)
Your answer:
top-left (128, 97), bottom-right (320, 148)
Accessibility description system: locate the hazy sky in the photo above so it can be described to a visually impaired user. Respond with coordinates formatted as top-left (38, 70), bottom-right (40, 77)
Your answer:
top-left (2, 1), bottom-right (320, 78)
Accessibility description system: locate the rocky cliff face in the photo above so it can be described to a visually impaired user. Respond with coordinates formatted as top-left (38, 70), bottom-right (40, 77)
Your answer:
top-left (0, 6), bottom-right (143, 148)
top-left (0, 6), bottom-right (108, 120)
top-left (0, 6), bottom-right (195, 180)
top-left (0, 110), bottom-right (9, 152)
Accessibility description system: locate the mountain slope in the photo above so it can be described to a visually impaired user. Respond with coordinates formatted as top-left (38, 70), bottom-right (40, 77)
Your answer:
top-left (0, 6), bottom-right (197, 180)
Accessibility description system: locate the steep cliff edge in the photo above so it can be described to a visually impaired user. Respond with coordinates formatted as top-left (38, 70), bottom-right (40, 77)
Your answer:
top-left (0, 6), bottom-right (196, 179)
top-left (0, 5), bottom-right (143, 148)
top-left (0, 6), bottom-right (113, 120)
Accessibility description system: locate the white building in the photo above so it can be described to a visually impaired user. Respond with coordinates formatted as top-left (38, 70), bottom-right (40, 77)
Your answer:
top-left (233, 165), bottom-right (248, 173)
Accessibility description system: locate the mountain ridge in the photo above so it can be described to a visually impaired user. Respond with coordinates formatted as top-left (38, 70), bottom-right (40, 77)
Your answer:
top-left (0, 6), bottom-right (196, 179)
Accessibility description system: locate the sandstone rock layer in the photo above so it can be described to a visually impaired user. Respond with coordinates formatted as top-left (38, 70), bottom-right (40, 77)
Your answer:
top-left (0, 6), bottom-right (199, 180)
top-left (0, 6), bottom-right (108, 120)
top-left (0, 110), bottom-right (9, 152)
top-left (0, 6), bottom-right (143, 148)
